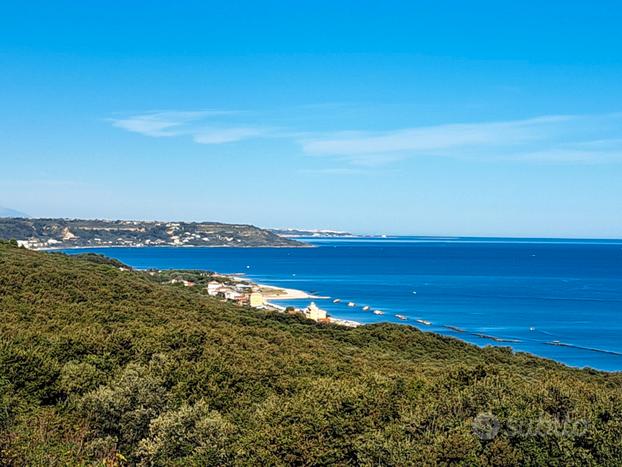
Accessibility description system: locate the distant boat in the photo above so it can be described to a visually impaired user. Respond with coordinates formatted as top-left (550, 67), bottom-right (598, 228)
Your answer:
top-left (347, 302), bottom-right (356, 307)
top-left (333, 299), bottom-right (341, 303)
top-left (415, 319), bottom-right (431, 326)
top-left (395, 314), bottom-right (407, 320)
top-left (373, 310), bottom-right (384, 315)
top-left (362, 305), bottom-right (370, 311)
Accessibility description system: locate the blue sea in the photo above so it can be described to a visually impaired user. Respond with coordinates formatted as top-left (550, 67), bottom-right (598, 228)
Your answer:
top-left (65, 237), bottom-right (622, 372)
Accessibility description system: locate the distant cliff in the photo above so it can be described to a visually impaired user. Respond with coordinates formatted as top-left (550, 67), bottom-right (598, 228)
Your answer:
top-left (271, 228), bottom-right (355, 238)
top-left (0, 218), bottom-right (307, 249)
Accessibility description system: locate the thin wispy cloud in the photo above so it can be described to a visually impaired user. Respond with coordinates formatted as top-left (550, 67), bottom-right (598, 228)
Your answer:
top-left (300, 113), bottom-right (622, 166)
top-left (109, 110), bottom-right (622, 165)
top-left (298, 167), bottom-right (371, 176)
top-left (109, 110), bottom-right (268, 144)
top-left (110, 111), bottom-right (228, 137)
top-left (193, 127), bottom-right (268, 144)
top-left (301, 116), bottom-right (572, 156)
top-left (513, 138), bottom-right (622, 164)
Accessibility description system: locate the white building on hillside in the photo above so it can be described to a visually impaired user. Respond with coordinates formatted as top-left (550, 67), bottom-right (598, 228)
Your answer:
top-left (207, 281), bottom-right (224, 296)
top-left (222, 289), bottom-right (243, 301)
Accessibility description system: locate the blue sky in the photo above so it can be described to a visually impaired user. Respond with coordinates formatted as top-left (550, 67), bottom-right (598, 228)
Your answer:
top-left (1, 1), bottom-right (622, 237)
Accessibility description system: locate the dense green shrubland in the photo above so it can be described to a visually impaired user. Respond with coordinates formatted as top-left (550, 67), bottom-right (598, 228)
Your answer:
top-left (0, 241), bottom-right (620, 465)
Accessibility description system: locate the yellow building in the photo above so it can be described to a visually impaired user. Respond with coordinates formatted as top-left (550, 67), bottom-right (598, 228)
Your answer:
top-left (249, 292), bottom-right (265, 308)
top-left (305, 302), bottom-right (327, 321)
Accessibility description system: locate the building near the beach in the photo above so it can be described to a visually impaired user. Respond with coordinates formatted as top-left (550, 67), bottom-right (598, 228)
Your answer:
top-left (249, 292), bottom-right (265, 308)
top-left (207, 281), bottom-right (224, 296)
top-left (235, 283), bottom-right (253, 292)
top-left (170, 278), bottom-right (194, 287)
top-left (305, 302), bottom-right (326, 322)
top-left (218, 288), bottom-right (243, 301)
top-left (225, 290), bottom-right (242, 301)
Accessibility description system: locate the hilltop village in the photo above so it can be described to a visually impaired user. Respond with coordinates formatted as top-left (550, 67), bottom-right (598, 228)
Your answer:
top-left (0, 218), bottom-right (306, 249)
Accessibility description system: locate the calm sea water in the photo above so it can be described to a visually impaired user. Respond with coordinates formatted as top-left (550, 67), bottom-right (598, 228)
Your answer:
top-left (64, 237), bottom-right (622, 371)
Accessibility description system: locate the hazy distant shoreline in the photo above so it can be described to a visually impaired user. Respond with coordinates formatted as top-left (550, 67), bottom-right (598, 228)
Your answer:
top-left (41, 243), bottom-right (314, 252)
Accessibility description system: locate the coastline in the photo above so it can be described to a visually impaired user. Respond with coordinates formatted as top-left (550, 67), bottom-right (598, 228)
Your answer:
top-left (223, 274), bottom-right (321, 300)
top-left (257, 285), bottom-right (361, 327)
top-left (225, 272), bottom-right (622, 370)
top-left (222, 274), bottom-right (360, 327)
top-left (39, 243), bottom-right (314, 251)
top-left (259, 284), bottom-right (322, 300)
top-left (56, 245), bottom-right (622, 371)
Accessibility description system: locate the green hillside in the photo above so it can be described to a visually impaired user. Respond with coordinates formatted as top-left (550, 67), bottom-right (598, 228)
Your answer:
top-left (0, 241), bottom-right (621, 465)
top-left (0, 218), bottom-right (305, 249)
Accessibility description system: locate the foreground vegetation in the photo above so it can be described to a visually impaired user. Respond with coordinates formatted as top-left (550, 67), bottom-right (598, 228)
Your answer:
top-left (0, 241), bottom-right (621, 465)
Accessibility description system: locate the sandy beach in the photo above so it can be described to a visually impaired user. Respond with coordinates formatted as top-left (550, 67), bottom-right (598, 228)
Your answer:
top-left (259, 284), bottom-right (322, 300)
top-left (222, 274), bottom-right (324, 300)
